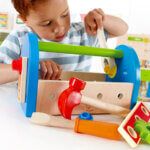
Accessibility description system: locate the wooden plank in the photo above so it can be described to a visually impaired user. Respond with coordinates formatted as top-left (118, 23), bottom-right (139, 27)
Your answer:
top-left (18, 57), bottom-right (27, 103)
top-left (36, 79), bottom-right (133, 115)
top-left (60, 71), bottom-right (106, 82)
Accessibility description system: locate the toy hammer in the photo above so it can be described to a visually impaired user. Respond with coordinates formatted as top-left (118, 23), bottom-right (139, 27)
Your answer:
top-left (58, 77), bottom-right (130, 120)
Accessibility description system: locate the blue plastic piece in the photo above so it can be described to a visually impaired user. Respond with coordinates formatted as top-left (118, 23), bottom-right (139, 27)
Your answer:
top-left (106, 45), bottom-right (141, 110)
top-left (20, 33), bottom-right (39, 117)
top-left (146, 82), bottom-right (150, 98)
top-left (78, 112), bottom-right (93, 121)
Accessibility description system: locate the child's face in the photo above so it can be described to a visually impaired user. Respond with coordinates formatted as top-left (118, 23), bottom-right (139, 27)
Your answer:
top-left (24, 0), bottom-right (70, 42)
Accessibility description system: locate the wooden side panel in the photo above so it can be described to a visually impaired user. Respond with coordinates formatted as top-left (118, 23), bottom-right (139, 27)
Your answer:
top-left (36, 80), bottom-right (133, 115)
top-left (18, 57), bottom-right (27, 103)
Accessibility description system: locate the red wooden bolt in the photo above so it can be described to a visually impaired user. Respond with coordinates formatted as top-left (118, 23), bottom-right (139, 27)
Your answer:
top-left (12, 57), bottom-right (22, 75)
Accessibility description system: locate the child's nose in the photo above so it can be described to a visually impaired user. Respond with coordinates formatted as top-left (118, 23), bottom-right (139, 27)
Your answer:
top-left (53, 22), bottom-right (65, 34)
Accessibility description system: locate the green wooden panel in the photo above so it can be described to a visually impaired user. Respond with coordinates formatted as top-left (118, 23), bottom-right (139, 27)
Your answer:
top-left (141, 69), bottom-right (150, 81)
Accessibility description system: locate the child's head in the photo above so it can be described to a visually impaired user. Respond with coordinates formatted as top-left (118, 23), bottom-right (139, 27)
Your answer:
top-left (12, 0), bottom-right (70, 42)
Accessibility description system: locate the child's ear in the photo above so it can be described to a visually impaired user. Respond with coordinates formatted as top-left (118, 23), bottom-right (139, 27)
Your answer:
top-left (18, 15), bottom-right (29, 26)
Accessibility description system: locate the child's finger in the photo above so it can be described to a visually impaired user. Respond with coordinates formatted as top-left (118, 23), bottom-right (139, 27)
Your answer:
top-left (85, 13), bottom-right (97, 29)
top-left (85, 22), bottom-right (95, 36)
top-left (45, 62), bottom-right (53, 80)
top-left (50, 62), bottom-right (59, 80)
top-left (87, 19), bottom-right (97, 30)
top-left (85, 17), bottom-right (97, 36)
top-left (55, 65), bottom-right (62, 80)
top-left (95, 8), bottom-right (105, 21)
top-left (93, 13), bottom-right (103, 30)
top-left (39, 61), bottom-right (47, 79)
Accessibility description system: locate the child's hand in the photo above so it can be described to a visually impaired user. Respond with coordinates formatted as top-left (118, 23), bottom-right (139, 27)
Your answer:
top-left (84, 8), bottom-right (105, 36)
top-left (39, 60), bottom-right (62, 80)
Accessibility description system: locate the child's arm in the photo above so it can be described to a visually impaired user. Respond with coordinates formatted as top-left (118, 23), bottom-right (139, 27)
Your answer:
top-left (0, 60), bottom-right (62, 85)
top-left (0, 63), bottom-right (19, 85)
top-left (84, 8), bottom-right (128, 38)
top-left (103, 14), bottom-right (128, 38)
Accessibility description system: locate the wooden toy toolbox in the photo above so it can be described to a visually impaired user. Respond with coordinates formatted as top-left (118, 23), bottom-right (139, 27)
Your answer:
top-left (13, 33), bottom-right (141, 117)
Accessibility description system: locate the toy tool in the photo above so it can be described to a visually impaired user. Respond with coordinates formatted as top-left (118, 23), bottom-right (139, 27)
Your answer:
top-left (58, 77), bottom-right (130, 119)
top-left (97, 29), bottom-right (117, 78)
top-left (118, 102), bottom-right (150, 148)
top-left (31, 112), bottom-right (121, 140)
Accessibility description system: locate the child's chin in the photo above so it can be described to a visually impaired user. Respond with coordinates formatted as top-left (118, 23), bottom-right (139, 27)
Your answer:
top-left (43, 38), bottom-right (63, 42)
top-left (53, 38), bottom-right (64, 42)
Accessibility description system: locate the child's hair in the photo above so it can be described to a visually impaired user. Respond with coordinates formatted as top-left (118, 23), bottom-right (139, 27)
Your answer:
top-left (12, 0), bottom-right (48, 18)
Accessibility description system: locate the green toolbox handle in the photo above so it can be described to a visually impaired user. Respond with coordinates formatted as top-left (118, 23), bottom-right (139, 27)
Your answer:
top-left (39, 42), bottom-right (123, 58)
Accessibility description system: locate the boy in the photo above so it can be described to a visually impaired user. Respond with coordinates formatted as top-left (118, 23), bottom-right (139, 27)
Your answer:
top-left (0, 0), bottom-right (128, 84)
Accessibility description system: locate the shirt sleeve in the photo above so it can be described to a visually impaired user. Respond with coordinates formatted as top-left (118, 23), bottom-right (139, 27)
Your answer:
top-left (0, 33), bottom-right (21, 64)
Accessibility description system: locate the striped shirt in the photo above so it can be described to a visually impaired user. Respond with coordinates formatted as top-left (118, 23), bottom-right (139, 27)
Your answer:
top-left (0, 22), bottom-right (108, 72)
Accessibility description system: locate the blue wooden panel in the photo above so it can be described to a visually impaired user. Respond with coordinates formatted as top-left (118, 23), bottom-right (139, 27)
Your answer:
top-left (146, 82), bottom-right (150, 97)
top-left (20, 33), bottom-right (39, 117)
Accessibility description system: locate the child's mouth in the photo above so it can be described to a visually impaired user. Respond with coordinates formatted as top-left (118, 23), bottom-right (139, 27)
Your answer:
top-left (56, 34), bottom-right (65, 40)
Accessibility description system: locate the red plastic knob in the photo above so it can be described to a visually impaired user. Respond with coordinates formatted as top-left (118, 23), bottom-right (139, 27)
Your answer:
top-left (12, 57), bottom-right (22, 74)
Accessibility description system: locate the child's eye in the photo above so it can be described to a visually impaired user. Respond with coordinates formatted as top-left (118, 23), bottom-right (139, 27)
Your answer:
top-left (61, 13), bottom-right (69, 18)
top-left (42, 21), bottom-right (52, 27)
